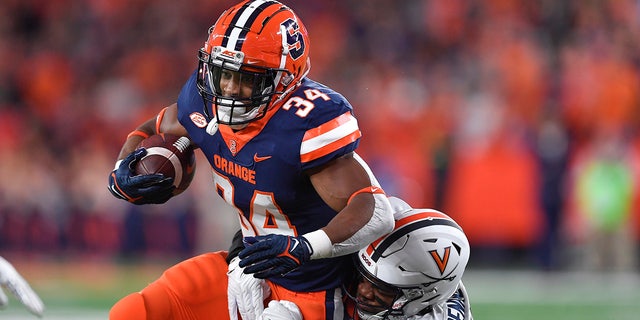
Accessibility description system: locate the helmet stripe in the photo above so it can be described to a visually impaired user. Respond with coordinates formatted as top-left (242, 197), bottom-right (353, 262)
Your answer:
top-left (223, 0), bottom-right (279, 51)
top-left (366, 211), bottom-right (460, 256)
top-left (369, 218), bottom-right (462, 262)
top-left (394, 210), bottom-right (454, 230)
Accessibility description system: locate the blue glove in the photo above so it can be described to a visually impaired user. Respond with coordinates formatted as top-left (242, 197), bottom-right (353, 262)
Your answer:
top-left (108, 148), bottom-right (175, 205)
top-left (238, 234), bottom-right (312, 279)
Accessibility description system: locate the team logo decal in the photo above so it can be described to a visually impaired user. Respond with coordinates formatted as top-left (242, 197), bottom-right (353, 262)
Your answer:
top-left (190, 112), bottom-right (208, 128)
top-left (282, 18), bottom-right (305, 60)
top-left (429, 246), bottom-right (451, 274)
top-left (229, 139), bottom-right (237, 155)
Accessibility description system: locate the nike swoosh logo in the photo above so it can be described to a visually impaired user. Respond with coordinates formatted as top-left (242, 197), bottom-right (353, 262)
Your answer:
top-left (254, 153), bottom-right (272, 162)
top-left (289, 238), bottom-right (299, 252)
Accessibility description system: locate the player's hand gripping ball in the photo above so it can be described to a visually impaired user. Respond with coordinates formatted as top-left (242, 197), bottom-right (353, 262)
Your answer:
top-left (135, 134), bottom-right (196, 196)
top-left (108, 134), bottom-right (196, 205)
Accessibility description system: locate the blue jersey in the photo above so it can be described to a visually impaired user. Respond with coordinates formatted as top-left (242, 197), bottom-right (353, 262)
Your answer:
top-left (177, 70), bottom-right (362, 292)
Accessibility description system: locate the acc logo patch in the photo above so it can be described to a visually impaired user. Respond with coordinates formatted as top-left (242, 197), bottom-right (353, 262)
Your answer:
top-left (190, 112), bottom-right (208, 128)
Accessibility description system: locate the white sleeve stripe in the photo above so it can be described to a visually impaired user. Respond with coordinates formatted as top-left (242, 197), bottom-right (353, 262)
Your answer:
top-left (300, 116), bottom-right (359, 156)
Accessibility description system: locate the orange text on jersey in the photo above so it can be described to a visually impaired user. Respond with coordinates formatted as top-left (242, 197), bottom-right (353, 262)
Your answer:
top-left (213, 154), bottom-right (256, 184)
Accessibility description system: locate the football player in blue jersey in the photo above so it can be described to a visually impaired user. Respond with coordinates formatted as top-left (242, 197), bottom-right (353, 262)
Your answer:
top-left (107, 1), bottom-right (394, 319)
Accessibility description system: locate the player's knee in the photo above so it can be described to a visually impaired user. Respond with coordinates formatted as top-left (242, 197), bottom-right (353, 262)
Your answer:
top-left (109, 292), bottom-right (148, 320)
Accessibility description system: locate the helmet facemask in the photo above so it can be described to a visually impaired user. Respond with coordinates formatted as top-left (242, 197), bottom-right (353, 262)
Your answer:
top-left (196, 46), bottom-right (291, 127)
top-left (346, 258), bottom-right (436, 320)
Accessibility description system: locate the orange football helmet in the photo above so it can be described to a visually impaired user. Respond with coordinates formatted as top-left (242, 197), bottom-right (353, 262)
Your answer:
top-left (196, 0), bottom-right (311, 126)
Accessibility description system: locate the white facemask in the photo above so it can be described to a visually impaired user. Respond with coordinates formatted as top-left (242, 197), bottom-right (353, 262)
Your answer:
top-left (216, 98), bottom-right (263, 125)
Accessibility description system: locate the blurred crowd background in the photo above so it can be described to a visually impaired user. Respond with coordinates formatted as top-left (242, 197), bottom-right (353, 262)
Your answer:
top-left (1, 0), bottom-right (639, 273)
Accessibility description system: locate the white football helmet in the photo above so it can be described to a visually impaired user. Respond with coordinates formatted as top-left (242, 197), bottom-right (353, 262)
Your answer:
top-left (352, 197), bottom-right (470, 319)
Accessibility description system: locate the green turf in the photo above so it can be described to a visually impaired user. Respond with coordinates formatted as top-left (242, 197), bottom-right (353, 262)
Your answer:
top-left (472, 303), bottom-right (639, 320)
top-left (5, 261), bottom-right (640, 319)
top-left (4, 301), bottom-right (638, 320)
top-left (466, 270), bottom-right (640, 320)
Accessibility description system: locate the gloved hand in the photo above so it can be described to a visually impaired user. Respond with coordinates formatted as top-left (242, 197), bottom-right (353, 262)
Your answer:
top-left (108, 148), bottom-right (175, 205)
top-left (238, 234), bottom-right (312, 279)
top-left (0, 256), bottom-right (45, 317)
top-left (261, 300), bottom-right (302, 320)
top-left (227, 256), bottom-right (271, 320)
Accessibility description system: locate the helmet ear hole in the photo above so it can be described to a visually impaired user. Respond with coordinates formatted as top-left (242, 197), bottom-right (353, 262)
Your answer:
top-left (405, 288), bottom-right (425, 300)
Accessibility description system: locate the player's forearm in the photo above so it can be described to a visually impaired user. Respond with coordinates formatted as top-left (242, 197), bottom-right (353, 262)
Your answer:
top-left (323, 192), bottom-right (377, 243)
top-left (306, 191), bottom-right (394, 259)
top-left (116, 103), bottom-right (189, 161)
top-left (116, 118), bottom-right (156, 160)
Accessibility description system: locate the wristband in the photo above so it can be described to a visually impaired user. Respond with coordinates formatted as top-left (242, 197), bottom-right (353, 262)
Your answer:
top-left (156, 107), bottom-right (169, 133)
top-left (302, 229), bottom-right (332, 260)
top-left (127, 130), bottom-right (150, 140)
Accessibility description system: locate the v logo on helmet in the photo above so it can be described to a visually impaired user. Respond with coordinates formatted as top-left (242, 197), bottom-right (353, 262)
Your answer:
top-left (429, 246), bottom-right (451, 274)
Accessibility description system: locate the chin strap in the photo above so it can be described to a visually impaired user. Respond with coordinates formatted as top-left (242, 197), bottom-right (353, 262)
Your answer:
top-left (206, 116), bottom-right (219, 135)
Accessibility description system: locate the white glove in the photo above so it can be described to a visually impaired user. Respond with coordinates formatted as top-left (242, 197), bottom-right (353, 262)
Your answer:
top-left (261, 300), bottom-right (302, 320)
top-left (0, 256), bottom-right (45, 317)
top-left (227, 256), bottom-right (271, 320)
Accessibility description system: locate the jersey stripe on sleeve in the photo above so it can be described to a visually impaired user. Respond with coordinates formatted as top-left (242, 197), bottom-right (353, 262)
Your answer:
top-left (300, 111), bottom-right (361, 163)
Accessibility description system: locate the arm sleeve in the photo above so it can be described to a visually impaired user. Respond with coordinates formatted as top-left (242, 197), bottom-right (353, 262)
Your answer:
top-left (304, 190), bottom-right (394, 259)
top-left (329, 191), bottom-right (394, 257)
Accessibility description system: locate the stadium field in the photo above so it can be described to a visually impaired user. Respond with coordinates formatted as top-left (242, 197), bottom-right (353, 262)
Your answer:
top-left (467, 270), bottom-right (640, 320)
top-left (4, 261), bottom-right (640, 319)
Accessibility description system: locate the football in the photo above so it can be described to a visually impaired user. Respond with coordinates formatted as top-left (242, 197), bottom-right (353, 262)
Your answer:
top-left (135, 133), bottom-right (196, 196)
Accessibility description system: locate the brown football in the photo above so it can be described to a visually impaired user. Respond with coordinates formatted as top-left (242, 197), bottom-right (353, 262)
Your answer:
top-left (135, 134), bottom-right (196, 196)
